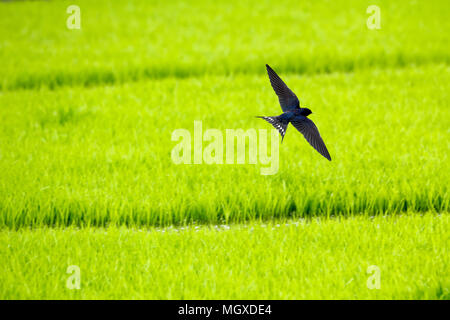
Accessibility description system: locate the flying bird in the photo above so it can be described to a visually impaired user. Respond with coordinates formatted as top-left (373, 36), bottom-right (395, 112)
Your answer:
top-left (257, 64), bottom-right (331, 161)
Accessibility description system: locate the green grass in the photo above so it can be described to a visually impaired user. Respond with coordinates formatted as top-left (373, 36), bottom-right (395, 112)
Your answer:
top-left (0, 0), bottom-right (449, 90)
top-left (0, 65), bottom-right (448, 228)
top-left (1, 213), bottom-right (448, 299)
top-left (1, 0), bottom-right (449, 299)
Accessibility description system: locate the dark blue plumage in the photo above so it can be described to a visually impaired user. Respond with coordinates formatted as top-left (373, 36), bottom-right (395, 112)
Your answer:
top-left (258, 64), bottom-right (331, 161)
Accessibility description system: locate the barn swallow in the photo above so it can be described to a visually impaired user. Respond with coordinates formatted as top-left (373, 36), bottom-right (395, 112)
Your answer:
top-left (257, 64), bottom-right (331, 161)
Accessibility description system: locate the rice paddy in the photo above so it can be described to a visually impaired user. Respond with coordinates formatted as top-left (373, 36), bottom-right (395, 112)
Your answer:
top-left (0, 0), bottom-right (448, 299)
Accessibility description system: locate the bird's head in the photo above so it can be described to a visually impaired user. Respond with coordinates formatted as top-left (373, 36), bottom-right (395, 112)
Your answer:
top-left (301, 108), bottom-right (313, 117)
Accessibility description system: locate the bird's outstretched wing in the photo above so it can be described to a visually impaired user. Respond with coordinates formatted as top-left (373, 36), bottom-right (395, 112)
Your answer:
top-left (266, 64), bottom-right (300, 112)
top-left (291, 117), bottom-right (331, 161)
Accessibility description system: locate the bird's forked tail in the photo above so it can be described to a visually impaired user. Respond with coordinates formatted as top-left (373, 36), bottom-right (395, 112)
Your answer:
top-left (257, 116), bottom-right (289, 142)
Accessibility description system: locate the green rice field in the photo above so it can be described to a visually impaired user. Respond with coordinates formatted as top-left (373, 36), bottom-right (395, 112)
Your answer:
top-left (0, 0), bottom-right (449, 299)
